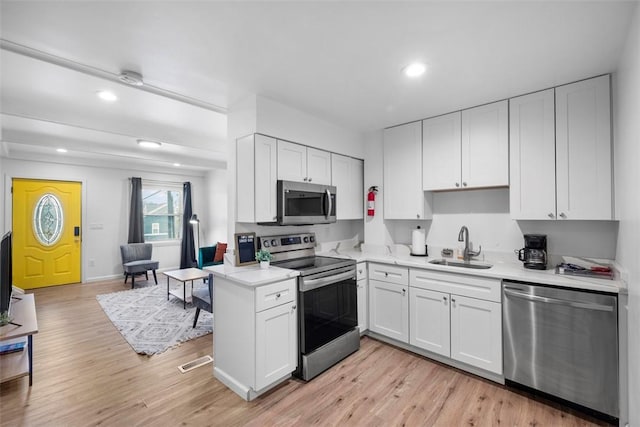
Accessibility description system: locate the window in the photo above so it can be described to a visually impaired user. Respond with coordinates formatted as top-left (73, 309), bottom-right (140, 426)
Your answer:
top-left (142, 183), bottom-right (182, 242)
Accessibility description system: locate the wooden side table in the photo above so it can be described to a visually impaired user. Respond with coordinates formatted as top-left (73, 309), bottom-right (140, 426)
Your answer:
top-left (0, 293), bottom-right (38, 386)
top-left (164, 268), bottom-right (210, 309)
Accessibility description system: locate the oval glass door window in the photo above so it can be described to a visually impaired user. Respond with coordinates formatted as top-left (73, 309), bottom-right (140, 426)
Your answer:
top-left (33, 193), bottom-right (64, 246)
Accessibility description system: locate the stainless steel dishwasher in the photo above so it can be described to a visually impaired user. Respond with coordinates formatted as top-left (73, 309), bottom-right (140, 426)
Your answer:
top-left (503, 281), bottom-right (618, 418)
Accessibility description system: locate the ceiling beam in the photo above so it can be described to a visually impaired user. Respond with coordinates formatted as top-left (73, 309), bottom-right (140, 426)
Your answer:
top-left (1, 39), bottom-right (228, 115)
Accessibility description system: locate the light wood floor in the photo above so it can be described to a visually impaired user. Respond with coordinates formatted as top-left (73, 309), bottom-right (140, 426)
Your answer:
top-left (0, 277), bottom-right (608, 426)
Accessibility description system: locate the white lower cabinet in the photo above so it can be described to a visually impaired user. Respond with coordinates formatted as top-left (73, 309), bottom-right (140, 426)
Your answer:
top-left (406, 268), bottom-right (503, 376)
top-left (409, 287), bottom-right (450, 357)
top-left (356, 262), bottom-right (368, 333)
top-left (369, 279), bottom-right (409, 343)
top-left (214, 276), bottom-right (298, 400)
top-left (449, 295), bottom-right (501, 374)
top-left (255, 301), bottom-right (298, 391)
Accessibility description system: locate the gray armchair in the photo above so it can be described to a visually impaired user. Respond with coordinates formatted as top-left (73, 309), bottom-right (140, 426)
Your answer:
top-left (120, 243), bottom-right (159, 289)
top-left (192, 273), bottom-right (213, 328)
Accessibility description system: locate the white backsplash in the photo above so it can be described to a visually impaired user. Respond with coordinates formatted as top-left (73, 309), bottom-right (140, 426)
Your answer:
top-left (374, 188), bottom-right (619, 260)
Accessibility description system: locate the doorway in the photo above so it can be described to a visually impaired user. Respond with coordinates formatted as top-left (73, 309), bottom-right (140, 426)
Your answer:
top-left (12, 179), bottom-right (82, 289)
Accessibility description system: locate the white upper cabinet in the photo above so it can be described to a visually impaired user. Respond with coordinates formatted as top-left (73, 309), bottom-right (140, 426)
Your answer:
top-left (422, 101), bottom-right (508, 191)
top-left (555, 75), bottom-right (612, 220)
top-left (306, 147), bottom-right (332, 185)
top-left (460, 100), bottom-right (509, 189)
top-left (422, 112), bottom-right (461, 191)
top-left (277, 140), bottom-right (331, 185)
top-left (236, 134), bottom-right (277, 223)
top-left (510, 75), bottom-right (613, 220)
top-left (331, 153), bottom-right (364, 220)
top-left (383, 121), bottom-right (431, 220)
top-left (509, 89), bottom-right (557, 219)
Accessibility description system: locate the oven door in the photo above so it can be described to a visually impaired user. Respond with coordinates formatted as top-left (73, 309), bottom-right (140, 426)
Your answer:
top-left (299, 268), bottom-right (357, 355)
top-left (278, 180), bottom-right (336, 225)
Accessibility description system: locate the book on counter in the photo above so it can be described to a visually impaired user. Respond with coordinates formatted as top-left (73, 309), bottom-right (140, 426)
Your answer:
top-left (0, 340), bottom-right (25, 355)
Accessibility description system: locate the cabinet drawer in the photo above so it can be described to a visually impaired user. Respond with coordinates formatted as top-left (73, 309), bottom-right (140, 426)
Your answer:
top-left (255, 279), bottom-right (296, 312)
top-left (409, 269), bottom-right (501, 302)
top-left (368, 263), bottom-right (408, 285)
top-left (356, 262), bottom-right (367, 281)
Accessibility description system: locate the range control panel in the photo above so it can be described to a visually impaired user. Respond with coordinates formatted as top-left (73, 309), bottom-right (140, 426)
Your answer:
top-left (258, 232), bottom-right (316, 254)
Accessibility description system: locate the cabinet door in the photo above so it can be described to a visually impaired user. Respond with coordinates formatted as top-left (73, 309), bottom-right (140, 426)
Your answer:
top-left (331, 154), bottom-right (363, 220)
top-left (509, 89), bottom-right (556, 220)
top-left (356, 279), bottom-right (368, 333)
top-left (254, 135), bottom-right (278, 223)
top-left (349, 158), bottom-right (364, 219)
top-left (277, 140), bottom-right (307, 182)
top-left (450, 295), bottom-right (502, 375)
top-left (368, 279), bottom-right (409, 342)
top-left (556, 75), bottom-right (612, 220)
top-left (409, 287), bottom-right (450, 357)
top-left (307, 147), bottom-right (331, 185)
top-left (255, 301), bottom-right (297, 390)
top-left (236, 135), bottom-right (256, 223)
top-left (423, 112), bottom-right (461, 191)
top-left (461, 100), bottom-right (509, 188)
top-left (383, 122), bottom-right (426, 220)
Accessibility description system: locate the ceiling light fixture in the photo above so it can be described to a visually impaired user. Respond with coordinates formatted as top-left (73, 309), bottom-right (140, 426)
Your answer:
top-left (97, 90), bottom-right (118, 102)
top-left (56, 148), bottom-right (68, 153)
top-left (118, 70), bottom-right (144, 86)
top-left (403, 62), bottom-right (427, 78)
top-left (173, 163), bottom-right (181, 167)
top-left (137, 139), bottom-right (162, 149)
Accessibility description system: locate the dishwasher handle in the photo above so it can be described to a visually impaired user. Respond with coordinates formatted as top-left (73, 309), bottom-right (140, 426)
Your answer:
top-left (503, 287), bottom-right (614, 312)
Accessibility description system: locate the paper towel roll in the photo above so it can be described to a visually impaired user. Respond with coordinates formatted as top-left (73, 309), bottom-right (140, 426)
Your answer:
top-left (411, 226), bottom-right (426, 255)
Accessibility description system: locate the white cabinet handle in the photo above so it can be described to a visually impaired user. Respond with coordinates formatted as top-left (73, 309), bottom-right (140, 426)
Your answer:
top-left (416, 214), bottom-right (420, 219)
top-left (455, 182), bottom-right (460, 187)
top-left (308, 177), bottom-right (312, 182)
top-left (443, 296), bottom-right (447, 303)
top-left (291, 305), bottom-right (296, 312)
top-left (462, 182), bottom-right (467, 187)
top-left (303, 177), bottom-right (308, 181)
top-left (548, 212), bottom-right (555, 219)
top-left (276, 293), bottom-right (281, 299)
top-left (559, 212), bottom-right (567, 218)
top-left (402, 288), bottom-right (406, 296)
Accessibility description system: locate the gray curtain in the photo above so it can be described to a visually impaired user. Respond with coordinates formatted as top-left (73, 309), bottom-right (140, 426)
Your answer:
top-left (180, 182), bottom-right (197, 268)
top-left (128, 177), bottom-right (144, 243)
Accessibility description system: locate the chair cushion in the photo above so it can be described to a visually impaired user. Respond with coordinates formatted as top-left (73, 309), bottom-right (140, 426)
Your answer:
top-left (123, 259), bottom-right (159, 273)
top-left (214, 242), bottom-right (227, 263)
top-left (198, 245), bottom-right (216, 269)
top-left (192, 286), bottom-right (212, 312)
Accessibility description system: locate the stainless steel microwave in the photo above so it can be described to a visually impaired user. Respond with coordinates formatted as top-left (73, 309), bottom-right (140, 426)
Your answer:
top-left (264, 180), bottom-right (336, 225)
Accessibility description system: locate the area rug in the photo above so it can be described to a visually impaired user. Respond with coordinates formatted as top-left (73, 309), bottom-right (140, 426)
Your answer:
top-left (96, 282), bottom-right (213, 356)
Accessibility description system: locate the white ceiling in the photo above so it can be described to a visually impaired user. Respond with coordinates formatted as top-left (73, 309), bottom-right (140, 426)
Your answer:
top-left (0, 1), bottom-right (637, 172)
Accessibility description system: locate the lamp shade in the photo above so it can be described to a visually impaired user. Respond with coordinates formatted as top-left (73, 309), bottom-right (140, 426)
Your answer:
top-left (189, 214), bottom-right (199, 224)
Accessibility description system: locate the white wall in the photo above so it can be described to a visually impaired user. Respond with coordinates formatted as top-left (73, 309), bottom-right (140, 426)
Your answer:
top-left (364, 129), bottom-right (618, 259)
top-left (203, 167), bottom-right (228, 247)
top-left (613, 2), bottom-right (640, 425)
top-left (256, 96), bottom-right (365, 158)
top-left (1, 158), bottom-right (210, 282)
top-left (227, 95), bottom-right (366, 251)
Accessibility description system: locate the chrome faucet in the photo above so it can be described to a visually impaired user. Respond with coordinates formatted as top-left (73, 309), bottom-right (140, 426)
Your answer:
top-left (457, 225), bottom-right (481, 262)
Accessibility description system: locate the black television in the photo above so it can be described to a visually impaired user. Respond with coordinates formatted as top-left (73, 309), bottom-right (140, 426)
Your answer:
top-left (0, 231), bottom-right (13, 324)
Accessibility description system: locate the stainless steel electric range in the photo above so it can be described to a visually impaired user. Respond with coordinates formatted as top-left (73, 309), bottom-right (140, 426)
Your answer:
top-left (258, 232), bottom-right (359, 381)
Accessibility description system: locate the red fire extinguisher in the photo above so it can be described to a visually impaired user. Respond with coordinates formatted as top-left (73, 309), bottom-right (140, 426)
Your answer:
top-left (367, 186), bottom-right (378, 217)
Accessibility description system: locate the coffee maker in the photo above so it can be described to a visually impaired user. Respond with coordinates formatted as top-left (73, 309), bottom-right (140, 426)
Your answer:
top-left (516, 234), bottom-right (547, 270)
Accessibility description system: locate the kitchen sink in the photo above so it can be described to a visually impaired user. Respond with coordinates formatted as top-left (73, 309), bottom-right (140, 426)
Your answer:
top-left (428, 259), bottom-right (493, 269)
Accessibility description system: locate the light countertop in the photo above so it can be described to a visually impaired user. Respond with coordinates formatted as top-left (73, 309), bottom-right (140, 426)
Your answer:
top-left (206, 249), bottom-right (624, 294)
top-left (317, 248), bottom-right (625, 294)
top-left (204, 264), bottom-right (299, 287)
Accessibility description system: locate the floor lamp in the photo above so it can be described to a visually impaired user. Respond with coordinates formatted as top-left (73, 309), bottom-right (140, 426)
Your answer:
top-left (190, 214), bottom-right (200, 263)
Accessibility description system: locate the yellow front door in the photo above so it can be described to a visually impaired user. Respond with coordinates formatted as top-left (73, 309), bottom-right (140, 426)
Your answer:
top-left (12, 179), bottom-right (82, 289)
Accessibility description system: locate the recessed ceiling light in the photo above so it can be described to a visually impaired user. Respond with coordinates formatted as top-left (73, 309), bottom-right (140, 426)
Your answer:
top-left (137, 139), bottom-right (162, 149)
top-left (403, 62), bottom-right (427, 78)
top-left (97, 90), bottom-right (118, 102)
top-left (173, 163), bottom-right (181, 167)
top-left (56, 148), bottom-right (68, 153)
